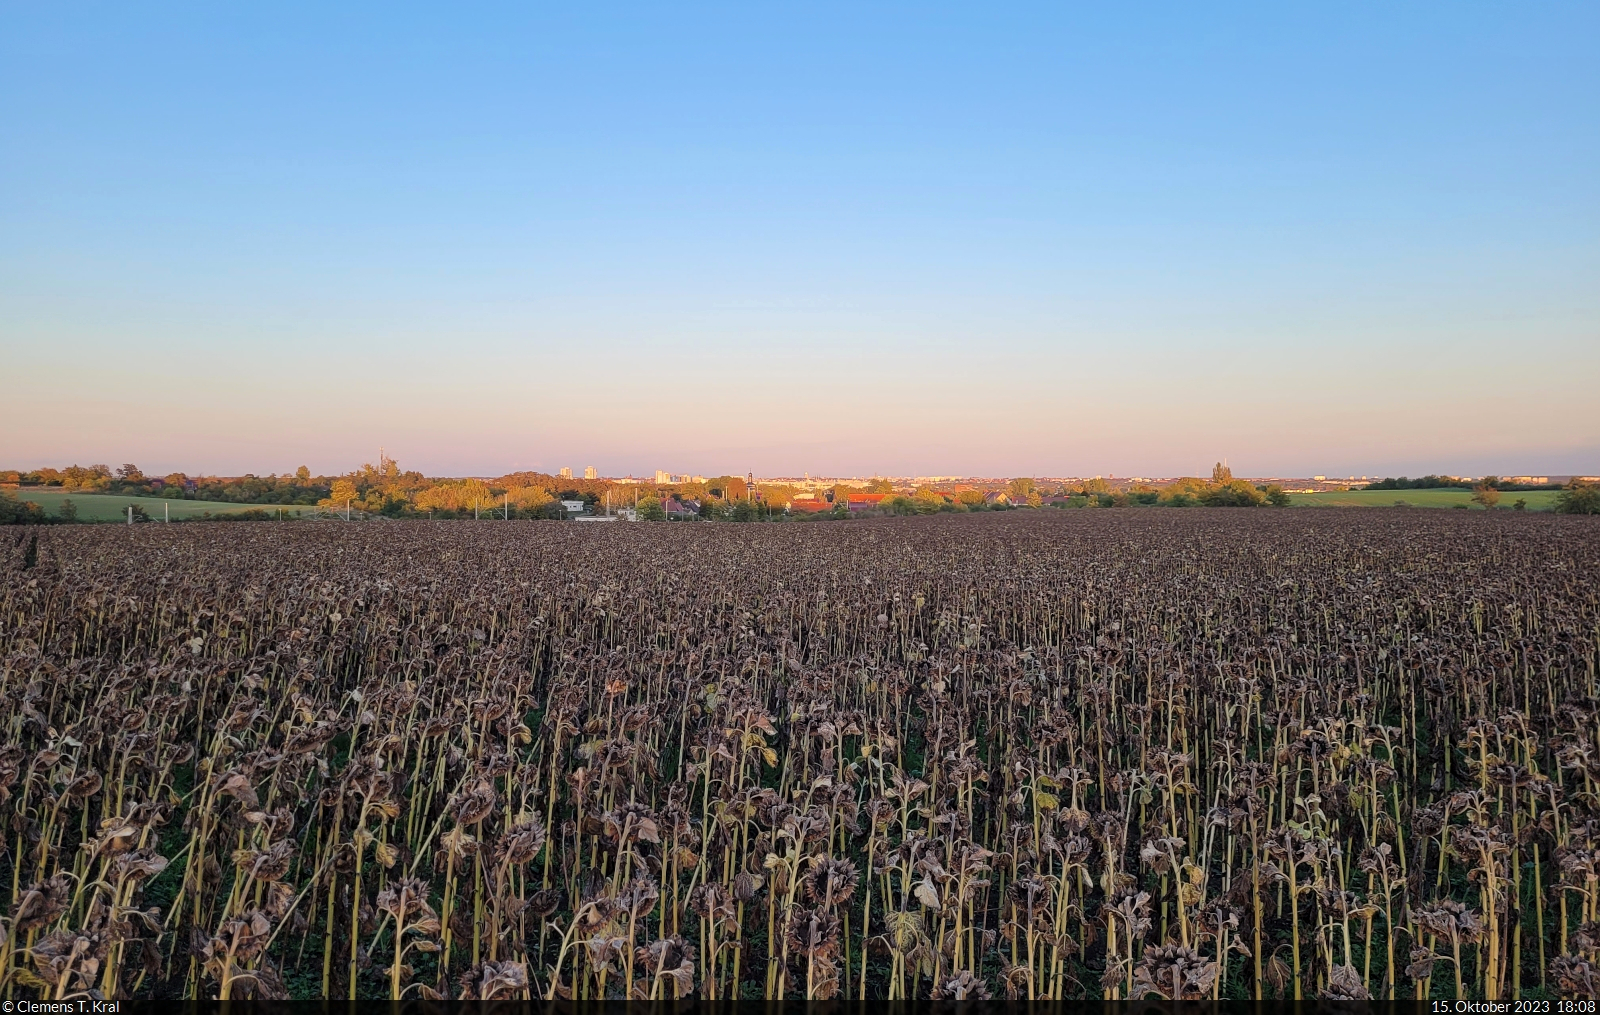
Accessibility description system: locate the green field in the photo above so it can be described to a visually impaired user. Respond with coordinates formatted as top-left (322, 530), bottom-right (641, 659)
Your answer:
top-left (6, 490), bottom-right (302, 522)
top-left (1289, 488), bottom-right (1561, 510)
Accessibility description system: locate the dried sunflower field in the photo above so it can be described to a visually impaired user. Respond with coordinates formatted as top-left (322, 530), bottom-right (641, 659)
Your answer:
top-left (2, 510), bottom-right (1598, 1001)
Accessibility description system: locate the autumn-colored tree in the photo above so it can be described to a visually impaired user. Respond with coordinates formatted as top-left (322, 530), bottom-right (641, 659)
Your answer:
top-left (324, 478), bottom-right (359, 508)
top-left (507, 485), bottom-right (556, 510)
top-left (1202, 479), bottom-right (1265, 507)
top-left (413, 479), bottom-right (494, 513)
top-left (707, 476), bottom-right (750, 501)
top-left (1006, 478), bottom-right (1036, 501)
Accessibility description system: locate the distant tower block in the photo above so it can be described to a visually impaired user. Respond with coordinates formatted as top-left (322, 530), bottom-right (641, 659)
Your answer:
top-left (584, 466), bottom-right (597, 480)
top-left (559, 467), bottom-right (573, 479)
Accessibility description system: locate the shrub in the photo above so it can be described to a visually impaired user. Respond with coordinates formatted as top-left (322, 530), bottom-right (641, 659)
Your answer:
top-left (0, 491), bottom-right (46, 525)
top-left (1202, 480), bottom-right (1266, 507)
top-left (1555, 481), bottom-right (1600, 515)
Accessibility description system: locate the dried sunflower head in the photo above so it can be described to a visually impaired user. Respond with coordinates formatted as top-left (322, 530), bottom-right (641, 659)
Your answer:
top-left (802, 856), bottom-right (859, 907)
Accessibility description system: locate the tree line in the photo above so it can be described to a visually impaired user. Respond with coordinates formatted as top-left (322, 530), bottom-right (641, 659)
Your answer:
top-left (1364, 475), bottom-right (1562, 492)
top-left (7, 459), bottom-right (1597, 524)
top-left (1, 463), bottom-right (334, 504)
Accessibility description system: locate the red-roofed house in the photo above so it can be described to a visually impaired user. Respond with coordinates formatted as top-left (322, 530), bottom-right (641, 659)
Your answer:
top-left (847, 493), bottom-right (892, 511)
top-left (662, 497), bottom-right (700, 519)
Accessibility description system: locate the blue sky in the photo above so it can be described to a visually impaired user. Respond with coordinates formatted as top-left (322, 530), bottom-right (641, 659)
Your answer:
top-left (3, 2), bottom-right (1596, 478)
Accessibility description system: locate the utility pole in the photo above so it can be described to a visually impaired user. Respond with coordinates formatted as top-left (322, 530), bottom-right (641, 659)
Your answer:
top-left (346, 499), bottom-right (351, 522)
top-left (165, 502), bottom-right (169, 523)
top-left (127, 505), bottom-right (132, 526)
top-left (504, 492), bottom-right (509, 520)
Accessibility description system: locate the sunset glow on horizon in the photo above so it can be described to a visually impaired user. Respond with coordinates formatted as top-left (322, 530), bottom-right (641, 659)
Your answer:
top-left (4, 3), bottom-right (1596, 479)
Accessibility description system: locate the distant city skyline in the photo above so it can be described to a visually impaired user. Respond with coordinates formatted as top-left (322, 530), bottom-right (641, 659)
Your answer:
top-left (4, 4), bottom-right (1595, 477)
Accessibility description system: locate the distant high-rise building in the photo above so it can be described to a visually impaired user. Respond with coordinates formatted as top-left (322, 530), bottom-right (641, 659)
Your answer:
top-left (559, 467), bottom-right (573, 479)
top-left (654, 470), bottom-right (671, 484)
top-left (584, 466), bottom-right (597, 479)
